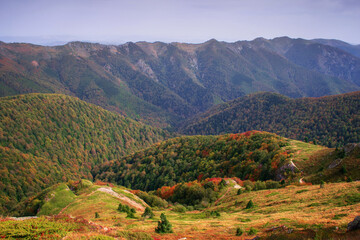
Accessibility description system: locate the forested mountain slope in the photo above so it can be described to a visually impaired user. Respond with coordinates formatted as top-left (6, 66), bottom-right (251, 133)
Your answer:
top-left (93, 131), bottom-right (313, 191)
top-left (180, 91), bottom-right (360, 147)
top-left (1, 37), bottom-right (359, 127)
top-left (0, 93), bottom-right (172, 214)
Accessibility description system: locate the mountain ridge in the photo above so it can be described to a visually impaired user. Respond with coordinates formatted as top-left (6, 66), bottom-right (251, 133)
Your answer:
top-left (180, 91), bottom-right (360, 147)
top-left (1, 37), bottom-right (360, 127)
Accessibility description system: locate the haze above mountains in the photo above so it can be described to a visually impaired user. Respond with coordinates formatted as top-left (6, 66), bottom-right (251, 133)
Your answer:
top-left (1, 36), bottom-right (360, 129)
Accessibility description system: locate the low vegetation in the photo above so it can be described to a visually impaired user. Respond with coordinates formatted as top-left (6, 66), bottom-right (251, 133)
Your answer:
top-left (1, 181), bottom-right (359, 239)
top-left (0, 215), bottom-right (96, 239)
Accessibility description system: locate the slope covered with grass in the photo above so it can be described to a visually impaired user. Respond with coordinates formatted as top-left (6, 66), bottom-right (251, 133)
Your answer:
top-left (0, 93), bottom-right (172, 214)
top-left (3, 180), bottom-right (359, 239)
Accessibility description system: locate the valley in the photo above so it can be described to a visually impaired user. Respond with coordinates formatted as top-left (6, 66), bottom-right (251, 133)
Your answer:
top-left (0, 37), bottom-right (360, 240)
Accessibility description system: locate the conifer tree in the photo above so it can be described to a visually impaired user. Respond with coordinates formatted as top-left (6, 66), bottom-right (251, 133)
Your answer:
top-left (245, 200), bottom-right (254, 209)
top-left (155, 213), bottom-right (173, 233)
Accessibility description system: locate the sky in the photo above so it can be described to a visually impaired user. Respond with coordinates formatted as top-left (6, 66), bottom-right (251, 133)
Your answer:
top-left (0, 0), bottom-right (359, 45)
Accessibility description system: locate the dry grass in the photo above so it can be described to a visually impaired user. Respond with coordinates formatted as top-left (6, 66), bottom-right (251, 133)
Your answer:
top-left (4, 181), bottom-right (358, 239)
top-left (58, 181), bottom-right (359, 239)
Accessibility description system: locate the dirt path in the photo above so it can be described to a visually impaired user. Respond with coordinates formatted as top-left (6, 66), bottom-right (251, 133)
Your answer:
top-left (96, 187), bottom-right (146, 211)
top-left (58, 187), bottom-right (147, 215)
top-left (213, 187), bottom-right (231, 206)
top-left (299, 178), bottom-right (305, 184)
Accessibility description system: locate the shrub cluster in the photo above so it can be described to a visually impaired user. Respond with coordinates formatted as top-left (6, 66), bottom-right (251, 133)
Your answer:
top-left (141, 207), bottom-right (154, 219)
top-left (136, 191), bottom-right (168, 209)
top-left (118, 203), bottom-right (136, 218)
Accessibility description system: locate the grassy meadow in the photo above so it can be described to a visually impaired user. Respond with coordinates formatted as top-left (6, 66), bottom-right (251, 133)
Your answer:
top-left (1, 181), bottom-right (359, 239)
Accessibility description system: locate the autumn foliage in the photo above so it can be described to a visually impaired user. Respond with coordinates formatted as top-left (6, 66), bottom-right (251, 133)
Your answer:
top-left (94, 131), bottom-right (290, 192)
top-left (0, 93), bottom-right (172, 215)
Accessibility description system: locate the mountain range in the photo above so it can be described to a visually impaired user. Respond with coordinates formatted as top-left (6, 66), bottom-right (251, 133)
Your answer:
top-left (1, 36), bottom-right (360, 128)
top-left (1, 36), bottom-right (360, 239)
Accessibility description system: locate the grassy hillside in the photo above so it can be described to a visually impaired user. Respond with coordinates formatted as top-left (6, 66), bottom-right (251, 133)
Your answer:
top-left (17, 179), bottom-right (148, 217)
top-left (181, 91), bottom-right (360, 147)
top-left (0, 93), bottom-right (172, 214)
top-left (93, 131), bottom-right (323, 191)
top-left (2, 180), bottom-right (359, 239)
top-left (292, 142), bottom-right (360, 183)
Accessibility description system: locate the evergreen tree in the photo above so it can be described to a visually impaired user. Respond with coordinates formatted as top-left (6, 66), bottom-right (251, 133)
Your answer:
top-left (126, 211), bottom-right (136, 218)
top-left (245, 200), bottom-right (254, 209)
top-left (155, 213), bottom-right (173, 233)
top-left (236, 227), bottom-right (243, 236)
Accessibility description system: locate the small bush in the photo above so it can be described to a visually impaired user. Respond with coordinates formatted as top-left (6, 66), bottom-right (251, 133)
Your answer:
top-left (219, 179), bottom-right (227, 189)
top-left (142, 207), bottom-right (154, 219)
top-left (243, 180), bottom-right (254, 191)
top-left (238, 218), bottom-right (251, 222)
top-left (345, 193), bottom-right (360, 205)
top-left (95, 212), bottom-right (100, 218)
top-left (126, 211), bottom-right (136, 218)
top-left (204, 181), bottom-right (215, 190)
top-left (118, 203), bottom-right (125, 212)
top-left (245, 200), bottom-right (254, 209)
top-left (155, 213), bottom-right (173, 233)
top-left (248, 227), bottom-right (258, 235)
top-left (172, 204), bottom-right (186, 213)
top-left (236, 227), bottom-right (243, 236)
top-left (254, 181), bottom-right (266, 190)
top-left (320, 180), bottom-right (325, 188)
top-left (204, 210), bottom-right (220, 218)
top-left (296, 189), bottom-right (309, 194)
top-left (332, 213), bottom-right (347, 220)
top-left (186, 206), bottom-right (194, 211)
top-left (136, 191), bottom-right (168, 208)
top-left (237, 188), bottom-right (243, 195)
top-left (118, 203), bottom-right (136, 217)
top-left (266, 180), bottom-right (281, 189)
top-left (210, 210), bottom-right (220, 217)
top-left (118, 230), bottom-right (152, 240)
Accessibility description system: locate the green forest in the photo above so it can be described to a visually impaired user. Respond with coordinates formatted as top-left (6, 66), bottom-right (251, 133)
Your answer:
top-left (93, 131), bottom-right (291, 191)
top-left (0, 93), bottom-right (172, 214)
top-left (181, 91), bottom-right (360, 147)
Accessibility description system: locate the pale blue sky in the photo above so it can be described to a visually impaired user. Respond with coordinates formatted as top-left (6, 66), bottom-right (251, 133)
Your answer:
top-left (0, 0), bottom-right (359, 45)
